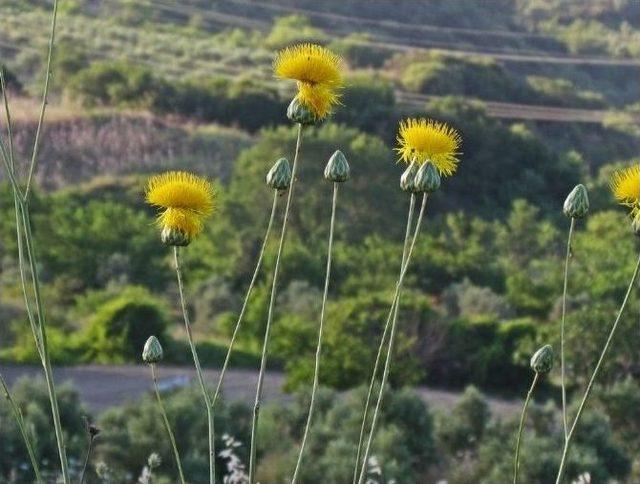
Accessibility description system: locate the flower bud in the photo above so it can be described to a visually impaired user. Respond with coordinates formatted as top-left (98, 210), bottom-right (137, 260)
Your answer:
top-left (161, 227), bottom-right (190, 247)
top-left (324, 150), bottom-right (350, 182)
top-left (142, 336), bottom-right (163, 364)
top-left (266, 157), bottom-right (292, 191)
top-left (414, 162), bottom-right (441, 193)
top-left (400, 162), bottom-right (419, 193)
top-left (563, 184), bottom-right (589, 219)
top-left (287, 96), bottom-right (317, 126)
top-left (530, 344), bottom-right (554, 374)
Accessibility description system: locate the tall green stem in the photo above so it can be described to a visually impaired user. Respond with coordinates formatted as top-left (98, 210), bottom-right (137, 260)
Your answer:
top-left (357, 193), bottom-right (429, 484)
top-left (150, 364), bottom-right (186, 484)
top-left (213, 192), bottom-right (279, 406)
top-left (19, 206), bottom-right (70, 484)
top-left (555, 251), bottom-right (640, 483)
top-left (513, 372), bottom-right (539, 484)
top-left (173, 247), bottom-right (215, 484)
top-left (291, 182), bottom-right (339, 483)
top-left (24, 0), bottom-right (59, 201)
top-left (352, 194), bottom-right (416, 484)
top-left (249, 124), bottom-right (303, 483)
top-left (0, 373), bottom-right (42, 483)
top-left (560, 217), bottom-right (575, 441)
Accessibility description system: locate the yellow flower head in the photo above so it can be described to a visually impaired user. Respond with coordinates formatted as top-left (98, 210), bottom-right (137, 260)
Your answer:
top-left (297, 83), bottom-right (341, 119)
top-left (274, 43), bottom-right (344, 119)
top-left (274, 43), bottom-right (343, 87)
top-left (395, 118), bottom-right (462, 176)
top-left (610, 164), bottom-right (640, 215)
top-left (146, 171), bottom-right (215, 239)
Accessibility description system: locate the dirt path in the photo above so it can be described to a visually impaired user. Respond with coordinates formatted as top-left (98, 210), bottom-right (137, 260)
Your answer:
top-left (0, 364), bottom-right (522, 418)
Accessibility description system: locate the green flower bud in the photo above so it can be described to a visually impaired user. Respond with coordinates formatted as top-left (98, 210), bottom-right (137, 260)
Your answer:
top-left (161, 227), bottom-right (190, 247)
top-left (530, 344), bottom-right (554, 374)
top-left (266, 157), bottom-right (292, 191)
top-left (324, 150), bottom-right (350, 182)
top-left (563, 184), bottom-right (589, 219)
top-left (414, 162), bottom-right (441, 193)
top-left (142, 336), bottom-right (163, 364)
top-left (287, 96), bottom-right (318, 126)
top-left (400, 162), bottom-right (419, 193)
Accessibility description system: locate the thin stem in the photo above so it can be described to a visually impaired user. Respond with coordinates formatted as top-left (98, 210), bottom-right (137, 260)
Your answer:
top-left (513, 372), bottom-right (540, 484)
top-left (555, 251), bottom-right (640, 484)
top-left (0, 373), bottom-right (42, 483)
top-left (291, 182), bottom-right (339, 483)
top-left (560, 218), bottom-right (575, 441)
top-left (249, 123), bottom-right (304, 483)
top-left (24, 0), bottom-right (59, 201)
top-left (0, 68), bottom-right (15, 171)
top-left (19, 206), bottom-right (70, 484)
top-left (352, 194), bottom-right (416, 484)
top-left (173, 247), bottom-right (215, 484)
top-left (357, 193), bottom-right (429, 484)
top-left (213, 191), bottom-right (279, 406)
top-left (150, 364), bottom-right (186, 484)
top-left (13, 200), bottom-right (44, 360)
top-left (79, 432), bottom-right (95, 484)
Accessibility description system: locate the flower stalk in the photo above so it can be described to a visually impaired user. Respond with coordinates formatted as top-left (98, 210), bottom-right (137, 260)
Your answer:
top-left (555, 251), bottom-right (640, 483)
top-left (513, 372), bottom-right (539, 484)
top-left (249, 124), bottom-right (304, 483)
top-left (352, 193), bottom-right (416, 484)
top-left (292, 150), bottom-right (349, 482)
top-left (213, 191), bottom-right (280, 406)
top-left (1, 61), bottom-right (70, 484)
top-left (559, 217), bottom-right (575, 441)
top-left (150, 363), bottom-right (186, 484)
top-left (173, 247), bottom-right (216, 484)
top-left (0, 373), bottom-right (42, 483)
top-left (356, 192), bottom-right (429, 484)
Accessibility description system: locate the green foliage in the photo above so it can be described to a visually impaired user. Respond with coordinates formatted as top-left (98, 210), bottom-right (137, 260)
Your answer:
top-left (265, 15), bottom-right (326, 48)
top-left (332, 74), bottom-right (396, 137)
top-left (401, 53), bottom-right (533, 103)
top-left (80, 286), bottom-right (170, 363)
top-left (329, 33), bottom-right (393, 68)
top-left (0, 378), bottom-right (87, 481)
top-left (96, 385), bottom-right (252, 482)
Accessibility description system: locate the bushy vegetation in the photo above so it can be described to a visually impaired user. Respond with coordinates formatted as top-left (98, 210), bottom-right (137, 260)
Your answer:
top-left (2, 377), bottom-right (636, 482)
top-left (2, 0), bottom-right (640, 482)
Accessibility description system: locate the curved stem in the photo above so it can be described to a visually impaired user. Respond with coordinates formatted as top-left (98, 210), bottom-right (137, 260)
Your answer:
top-left (249, 123), bottom-right (304, 483)
top-left (513, 372), bottom-right (539, 484)
top-left (24, 0), bottom-right (59, 201)
top-left (560, 218), bottom-right (575, 441)
top-left (357, 193), bottom-right (429, 484)
top-left (352, 194), bottom-right (416, 484)
top-left (291, 182), bottom-right (339, 483)
top-left (0, 373), bottom-right (42, 483)
top-left (555, 251), bottom-right (640, 484)
top-left (213, 191), bottom-right (279, 406)
top-left (174, 247), bottom-right (215, 484)
top-left (150, 364), bottom-right (186, 484)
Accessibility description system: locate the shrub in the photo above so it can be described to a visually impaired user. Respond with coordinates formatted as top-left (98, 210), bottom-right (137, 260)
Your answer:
top-left (81, 286), bottom-right (169, 362)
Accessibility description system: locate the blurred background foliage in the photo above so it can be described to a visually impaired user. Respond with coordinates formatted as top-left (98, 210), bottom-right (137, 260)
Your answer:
top-left (2, 0), bottom-right (640, 482)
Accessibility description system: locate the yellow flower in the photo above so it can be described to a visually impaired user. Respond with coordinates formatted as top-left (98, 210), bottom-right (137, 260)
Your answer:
top-left (297, 83), bottom-right (340, 120)
top-left (274, 43), bottom-right (344, 119)
top-left (274, 43), bottom-right (343, 87)
top-left (146, 171), bottom-right (215, 239)
top-left (611, 164), bottom-right (640, 215)
top-left (395, 118), bottom-right (462, 176)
